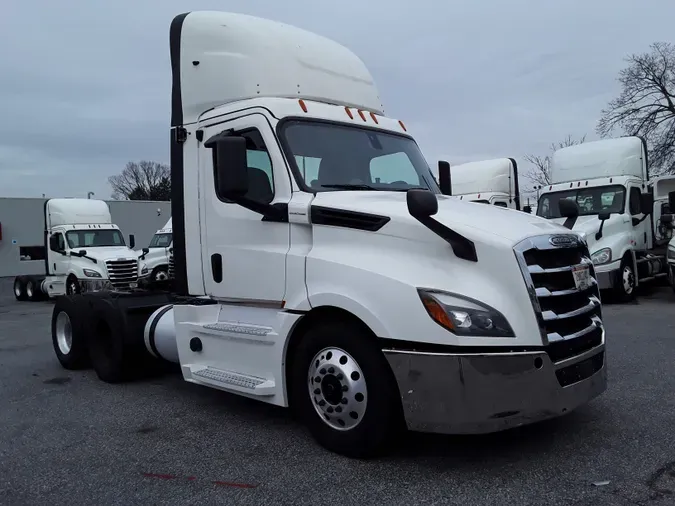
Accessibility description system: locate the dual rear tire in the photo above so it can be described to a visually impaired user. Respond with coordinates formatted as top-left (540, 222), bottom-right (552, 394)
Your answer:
top-left (14, 276), bottom-right (47, 302)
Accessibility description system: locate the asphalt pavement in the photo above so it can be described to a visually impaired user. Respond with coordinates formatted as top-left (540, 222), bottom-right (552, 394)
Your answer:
top-left (1, 277), bottom-right (674, 506)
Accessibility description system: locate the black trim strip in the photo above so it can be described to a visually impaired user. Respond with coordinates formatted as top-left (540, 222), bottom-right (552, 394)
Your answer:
top-left (282, 308), bottom-right (308, 315)
top-left (43, 199), bottom-right (50, 275)
top-left (169, 12), bottom-right (189, 296)
top-left (148, 304), bottom-right (173, 360)
top-left (310, 206), bottom-right (390, 231)
top-left (508, 157), bottom-right (521, 211)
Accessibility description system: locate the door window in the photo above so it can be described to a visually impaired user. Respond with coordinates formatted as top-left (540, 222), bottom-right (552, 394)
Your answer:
top-left (50, 233), bottom-right (65, 252)
top-left (214, 129), bottom-right (275, 204)
top-left (629, 187), bottom-right (642, 215)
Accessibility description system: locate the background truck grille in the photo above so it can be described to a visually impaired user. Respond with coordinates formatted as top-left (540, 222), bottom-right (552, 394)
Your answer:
top-left (105, 259), bottom-right (139, 289)
top-left (514, 234), bottom-right (603, 364)
top-left (168, 252), bottom-right (174, 280)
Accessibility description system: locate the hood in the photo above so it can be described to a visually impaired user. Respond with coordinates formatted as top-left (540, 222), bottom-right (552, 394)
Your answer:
top-left (311, 191), bottom-right (572, 245)
top-left (547, 215), bottom-right (616, 252)
top-left (78, 246), bottom-right (138, 262)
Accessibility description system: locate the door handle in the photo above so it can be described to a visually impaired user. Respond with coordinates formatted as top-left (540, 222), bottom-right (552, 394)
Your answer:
top-left (211, 254), bottom-right (223, 283)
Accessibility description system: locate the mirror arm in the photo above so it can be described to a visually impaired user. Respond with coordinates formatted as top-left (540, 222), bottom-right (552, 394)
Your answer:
top-left (562, 216), bottom-right (578, 229)
top-left (596, 220), bottom-right (605, 241)
top-left (411, 214), bottom-right (477, 262)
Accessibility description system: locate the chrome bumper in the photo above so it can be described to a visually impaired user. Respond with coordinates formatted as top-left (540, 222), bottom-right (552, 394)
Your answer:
top-left (383, 340), bottom-right (606, 435)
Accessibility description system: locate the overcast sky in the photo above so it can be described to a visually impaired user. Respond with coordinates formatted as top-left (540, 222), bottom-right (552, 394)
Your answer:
top-left (2, 0), bottom-right (674, 199)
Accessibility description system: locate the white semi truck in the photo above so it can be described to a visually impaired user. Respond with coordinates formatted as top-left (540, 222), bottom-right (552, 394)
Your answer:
top-left (537, 136), bottom-right (675, 301)
top-left (448, 158), bottom-right (524, 210)
top-left (49, 11), bottom-right (607, 458)
top-left (137, 217), bottom-right (173, 283)
top-left (13, 198), bottom-right (140, 301)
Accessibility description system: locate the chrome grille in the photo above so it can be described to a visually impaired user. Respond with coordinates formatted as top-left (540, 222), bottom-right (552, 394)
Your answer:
top-left (514, 234), bottom-right (604, 365)
top-left (168, 251), bottom-right (175, 279)
top-left (105, 259), bottom-right (139, 289)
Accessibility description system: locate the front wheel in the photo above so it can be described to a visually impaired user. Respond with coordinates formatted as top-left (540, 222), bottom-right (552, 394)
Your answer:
top-left (289, 320), bottom-right (404, 458)
top-left (66, 276), bottom-right (80, 296)
top-left (613, 256), bottom-right (636, 302)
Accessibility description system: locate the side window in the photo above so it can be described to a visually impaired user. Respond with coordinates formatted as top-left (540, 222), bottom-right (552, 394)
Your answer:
top-left (295, 155), bottom-right (322, 189)
top-left (494, 201), bottom-right (508, 208)
top-left (629, 187), bottom-right (642, 215)
top-left (370, 152), bottom-right (421, 185)
top-left (214, 129), bottom-right (275, 204)
top-left (50, 233), bottom-right (65, 251)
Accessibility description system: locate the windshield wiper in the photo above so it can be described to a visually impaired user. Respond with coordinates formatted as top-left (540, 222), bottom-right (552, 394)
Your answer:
top-left (321, 184), bottom-right (379, 191)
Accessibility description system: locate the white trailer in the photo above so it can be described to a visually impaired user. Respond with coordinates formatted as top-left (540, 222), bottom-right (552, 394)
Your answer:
top-left (13, 198), bottom-right (141, 301)
top-left (137, 217), bottom-right (173, 283)
top-left (50, 11), bottom-right (607, 458)
top-left (537, 136), bottom-right (675, 301)
top-left (448, 158), bottom-right (524, 210)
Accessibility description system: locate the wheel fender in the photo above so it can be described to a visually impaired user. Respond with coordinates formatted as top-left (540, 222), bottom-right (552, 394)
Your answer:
top-left (307, 292), bottom-right (389, 338)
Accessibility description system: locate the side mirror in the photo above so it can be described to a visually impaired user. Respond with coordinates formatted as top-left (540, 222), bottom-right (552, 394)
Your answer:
top-left (406, 189), bottom-right (439, 219)
top-left (640, 193), bottom-right (654, 215)
top-left (523, 205), bottom-right (532, 214)
top-left (661, 213), bottom-right (673, 225)
top-left (78, 250), bottom-right (87, 257)
top-left (142, 248), bottom-right (150, 255)
top-left (438, 160), bottom-right (452, 196)
top-left (207, 135), bottom-right (248, 200)
top-left (669, 191), bottom-right (675, 212)
top-left (559, 199), bottom-right (579, 230)
top-left (596, 211), bottom-right (611, 240)
top-left (129, 234), bottom-right (136, 249)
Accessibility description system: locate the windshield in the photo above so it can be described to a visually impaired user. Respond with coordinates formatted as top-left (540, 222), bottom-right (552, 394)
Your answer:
top-left (537, 185), bottom-right (626, 219)
top-left (149, 233), bottom-right (172, 248)
top-left (66, 229), bottom-right (126, 248)
top-left (279, 120), bottom-right (440, 193)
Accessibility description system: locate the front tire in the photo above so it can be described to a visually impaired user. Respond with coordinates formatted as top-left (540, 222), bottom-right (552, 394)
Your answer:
top-left (151, 266), bottom-right (169, 282)
top-left (613, 255), bottom-right (636, 302)
top-left (66, 276), bottom-right (80, 296)
top-left (289, 320), bottom-right (404, 458)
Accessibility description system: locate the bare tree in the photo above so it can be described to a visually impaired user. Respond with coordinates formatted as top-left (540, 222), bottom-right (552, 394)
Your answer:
top-left (109, 161), bottom-right (171, 201)
top-left (524, 134), bottom-right (587, 188)
top-left (597, 42), bottom-right (675, 174)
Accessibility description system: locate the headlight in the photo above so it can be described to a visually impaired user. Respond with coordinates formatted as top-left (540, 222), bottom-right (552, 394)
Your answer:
top-left (668, 246), bottom-right (675, 260)
top-left (591, 248), bottom-right (612, 266)
top-left (417, 289), bottom-right (515, 337)
top-left (141, 265), bottom-right (149, 274)
top-left (83, 269), bottom-right (102, 278)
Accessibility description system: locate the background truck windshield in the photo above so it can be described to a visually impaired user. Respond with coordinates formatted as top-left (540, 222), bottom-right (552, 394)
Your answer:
top-left (149, 233), bottom-right (172, 248)
top-left (280, 120), bottom-right (440, 193)
top-left (537, 185), bottom-right (626, 218)
top-left (66, 229), bottom-right (126, 248)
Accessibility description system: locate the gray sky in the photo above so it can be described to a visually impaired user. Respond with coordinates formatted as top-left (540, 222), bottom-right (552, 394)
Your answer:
top-left (2, 0), bottom-right (674, 199)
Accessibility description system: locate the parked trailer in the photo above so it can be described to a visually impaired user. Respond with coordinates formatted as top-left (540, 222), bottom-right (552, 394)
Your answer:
top-left (448, 158), bottom-right (523, 210)
top-left (13, 198), bottom-right (141, 301)
top-left (537, 136), bottom-right (675, 301)
top-left (51, 11), bottom-right (607, 458)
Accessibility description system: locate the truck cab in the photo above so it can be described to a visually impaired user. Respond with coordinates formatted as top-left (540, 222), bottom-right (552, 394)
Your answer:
top-left (448, 158), bottom-right (522, 210)
top-left (14, 198), bottom-right (140, 300)
top-left (50, 11), bottom-right (608, 458)
top-left (537, 136), bottom-right (675, 300)
top-left (138, 217), bottom-right (173, 282)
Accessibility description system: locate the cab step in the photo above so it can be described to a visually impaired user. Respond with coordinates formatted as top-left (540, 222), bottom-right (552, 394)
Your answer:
top-left (188, 365), bottom-right (276, 396)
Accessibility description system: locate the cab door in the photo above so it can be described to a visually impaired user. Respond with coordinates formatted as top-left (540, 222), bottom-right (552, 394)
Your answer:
top-left (47, 231), bottom-right (69, 276)
top-left (198, 113), bottom-right (292, 304)
top-left (627, 185), bottom-right (649, 251)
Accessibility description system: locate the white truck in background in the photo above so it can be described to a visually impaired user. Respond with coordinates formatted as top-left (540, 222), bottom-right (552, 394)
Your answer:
top-left (49, 11), bottom-right (607, 458)
top-left (137, 217), bottom-right (173, 283)
top-left (447, 158), bottom-right (524, 211)
top-left (13, 198), bottom-right (140, 301)
top-left (537, 136), bottom-right (675, 301)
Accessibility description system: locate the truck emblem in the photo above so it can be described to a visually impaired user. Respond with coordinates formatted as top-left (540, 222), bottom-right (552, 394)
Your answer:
top-left (549, 235), bottom-right (578, 247)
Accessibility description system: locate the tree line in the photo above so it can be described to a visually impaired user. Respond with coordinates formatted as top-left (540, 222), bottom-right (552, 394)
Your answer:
top-left (109, 42), bottom-right (675, 200)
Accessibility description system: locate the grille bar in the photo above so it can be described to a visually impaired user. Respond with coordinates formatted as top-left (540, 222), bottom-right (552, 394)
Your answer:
top-left (105, 259), bottom-right (139, 289)
top-left (514, 233), bottom-right (605, 367)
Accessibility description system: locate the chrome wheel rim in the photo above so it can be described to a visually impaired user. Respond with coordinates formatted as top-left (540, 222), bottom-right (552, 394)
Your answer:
top-left (26, 282), bottom-right (33, 297)
top-left (14, 281), bottom-right (21, 297)
top-left (155, 270), bottom-right (168, 281)
top-left (622, 266), bottom-right (635, 294)
top-left (308, 347), bottom-right (367, 431)
top-left (55, 311), bottom-right (73, 355)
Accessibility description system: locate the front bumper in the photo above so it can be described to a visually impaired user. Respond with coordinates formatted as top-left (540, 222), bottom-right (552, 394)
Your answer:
top-left (594, 260), bottom-right (621, 290)
top-left (383, 338), bottom-right (606, 435)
